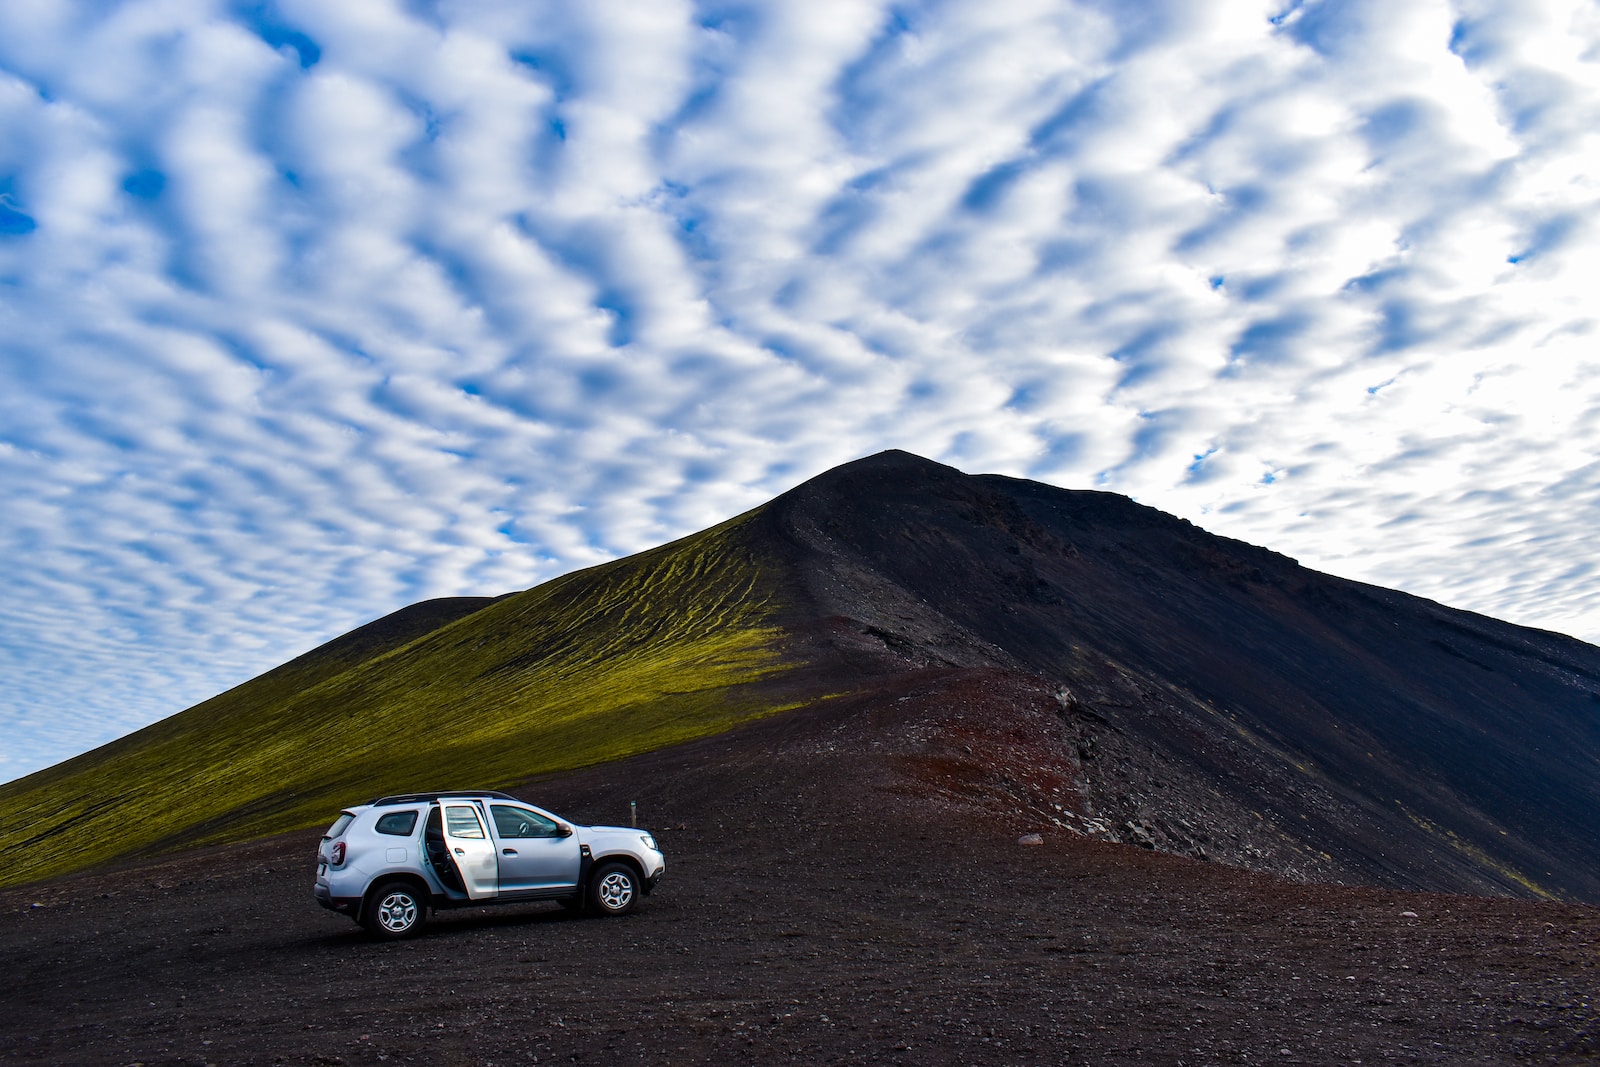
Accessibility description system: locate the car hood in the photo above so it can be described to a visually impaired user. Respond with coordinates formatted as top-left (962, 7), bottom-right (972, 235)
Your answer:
top-left (579, 824), bottom-right (655, 845)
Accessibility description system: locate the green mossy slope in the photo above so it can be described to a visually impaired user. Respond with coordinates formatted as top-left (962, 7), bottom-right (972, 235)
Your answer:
top-left (0, 509), bottom-right (804, 889)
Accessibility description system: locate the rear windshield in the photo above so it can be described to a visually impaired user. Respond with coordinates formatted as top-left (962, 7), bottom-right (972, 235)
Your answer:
top-left (324, 812), bottom-right (356, 839)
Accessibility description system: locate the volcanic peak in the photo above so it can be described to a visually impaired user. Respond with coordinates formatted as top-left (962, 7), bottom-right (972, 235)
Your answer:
top-left (3, 449), bottom-right (1600, 904)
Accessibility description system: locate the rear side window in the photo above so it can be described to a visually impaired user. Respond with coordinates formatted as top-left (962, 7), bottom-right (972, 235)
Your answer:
top-left (444, 804), bottom-right (486, 839)
top-left (324, 812), bottom-right (356, 838)
top-left (375, 810), bottom-right (419, 837)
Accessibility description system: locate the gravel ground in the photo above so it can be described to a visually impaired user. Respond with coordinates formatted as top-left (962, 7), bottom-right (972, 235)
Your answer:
top-left (4, 687), bottom-right (1597, 1066)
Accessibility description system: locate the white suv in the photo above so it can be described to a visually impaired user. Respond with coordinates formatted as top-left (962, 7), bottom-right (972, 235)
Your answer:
top-left (313, 790), bottom-right (666, 938)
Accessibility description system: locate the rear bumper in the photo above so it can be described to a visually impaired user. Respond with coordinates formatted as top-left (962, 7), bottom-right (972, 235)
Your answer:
top-left (314, 882), bottom-right (361, 914)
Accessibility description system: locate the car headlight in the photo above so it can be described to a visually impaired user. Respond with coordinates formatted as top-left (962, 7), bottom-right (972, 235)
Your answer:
top-left (640, 834), bottom-right (657, 851)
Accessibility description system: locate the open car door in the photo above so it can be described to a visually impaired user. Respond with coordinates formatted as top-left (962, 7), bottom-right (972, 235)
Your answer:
top-left (440, 800), bottom-right (498, 900)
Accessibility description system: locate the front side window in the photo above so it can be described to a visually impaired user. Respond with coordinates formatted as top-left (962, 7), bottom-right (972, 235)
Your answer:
top-left (375, 810), bottom-right (419, 836)
top-left (443, 804), bottom-right (485, 839)
top-left (491, 805), bottom-right (559, 839)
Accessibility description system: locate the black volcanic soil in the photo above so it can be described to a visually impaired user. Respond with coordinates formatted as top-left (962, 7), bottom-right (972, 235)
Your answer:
top-left (4, 677), bottom-right (1597, 1066)
top-left (758, 451), bottom-right (1600, 901)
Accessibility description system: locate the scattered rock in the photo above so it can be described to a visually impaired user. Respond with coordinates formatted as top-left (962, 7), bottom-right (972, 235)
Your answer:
top-left (1017, 833), bottom-right (1044, 846)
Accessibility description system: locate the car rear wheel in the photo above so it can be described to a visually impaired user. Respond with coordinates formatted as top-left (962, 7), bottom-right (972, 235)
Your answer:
top-left (364, 881), bottom-right (427, 939)
top-left (586, 862), bottom-right (639, 916)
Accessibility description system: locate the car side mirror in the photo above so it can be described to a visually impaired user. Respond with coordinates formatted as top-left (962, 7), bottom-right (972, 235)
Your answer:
top-left (557, 824), bottom-right (573, 838)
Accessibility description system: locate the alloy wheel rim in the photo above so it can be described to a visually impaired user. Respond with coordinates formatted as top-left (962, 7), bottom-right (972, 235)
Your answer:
top-left (598, 872), bottom-right (633, 910)
top-left (380, 893), bottom-right (417, 931)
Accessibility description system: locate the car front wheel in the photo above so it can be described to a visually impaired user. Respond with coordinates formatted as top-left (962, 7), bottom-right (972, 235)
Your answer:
top-left (364, 882), bottom-right (427, 939)
top-left (586, 862), bottom-right (639, 916)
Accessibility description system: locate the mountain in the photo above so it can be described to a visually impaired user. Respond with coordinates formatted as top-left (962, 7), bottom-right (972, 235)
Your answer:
top-left (0, 514), bottom-right (812, 888)
top-left (765, 451), bottom-right (1600, 901)
top-left (4, 450), bottom-right (1599, 900)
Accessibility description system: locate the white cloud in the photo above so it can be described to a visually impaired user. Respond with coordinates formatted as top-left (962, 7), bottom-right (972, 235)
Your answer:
top-left (3, 0), bottom-right (1600, 780)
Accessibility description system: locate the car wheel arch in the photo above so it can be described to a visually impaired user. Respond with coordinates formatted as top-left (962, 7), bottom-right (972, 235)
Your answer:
top-left (359, 875), bottom-right (432, 924)
top-left (586, 852), bottom-right (645, 884)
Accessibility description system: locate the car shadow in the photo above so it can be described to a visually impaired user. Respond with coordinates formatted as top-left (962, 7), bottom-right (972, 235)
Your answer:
top-left (302, 899), bottom-right (626, 946)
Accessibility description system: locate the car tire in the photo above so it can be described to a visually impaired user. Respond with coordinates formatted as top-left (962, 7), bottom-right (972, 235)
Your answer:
top-left (363, 881), bottom-right (427, 939)
top-left (586, 862), bottom-right (639, 916)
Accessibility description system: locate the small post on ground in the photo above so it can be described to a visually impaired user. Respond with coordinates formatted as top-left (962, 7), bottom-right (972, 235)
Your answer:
top-left (630, 800), bottom-right (637, 828)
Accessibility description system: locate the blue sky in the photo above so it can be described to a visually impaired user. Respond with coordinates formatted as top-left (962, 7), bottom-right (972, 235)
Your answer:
top-left (3, 0), bottom-right (1599, 783)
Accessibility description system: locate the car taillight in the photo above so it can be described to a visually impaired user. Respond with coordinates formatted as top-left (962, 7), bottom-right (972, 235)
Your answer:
top-left (331, 841), bottom-right (346, 865)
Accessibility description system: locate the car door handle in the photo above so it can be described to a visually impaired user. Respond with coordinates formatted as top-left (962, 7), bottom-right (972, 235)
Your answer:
top-left (453, 848), bottom-right (465, 855)
top-left (502, 848), bottom-right (518, 855)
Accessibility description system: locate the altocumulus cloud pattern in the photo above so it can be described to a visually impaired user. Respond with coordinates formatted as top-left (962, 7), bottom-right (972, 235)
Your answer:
top-left (2, 0), bottom-right (1599, 781)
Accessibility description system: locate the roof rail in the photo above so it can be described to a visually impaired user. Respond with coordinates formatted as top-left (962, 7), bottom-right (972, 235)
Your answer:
top-left (366, 790), bottom-right (521, 806)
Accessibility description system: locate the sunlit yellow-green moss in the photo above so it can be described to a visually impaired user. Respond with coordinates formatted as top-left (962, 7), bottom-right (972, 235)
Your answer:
top-left (0, 508), bottom-right (807, 888)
